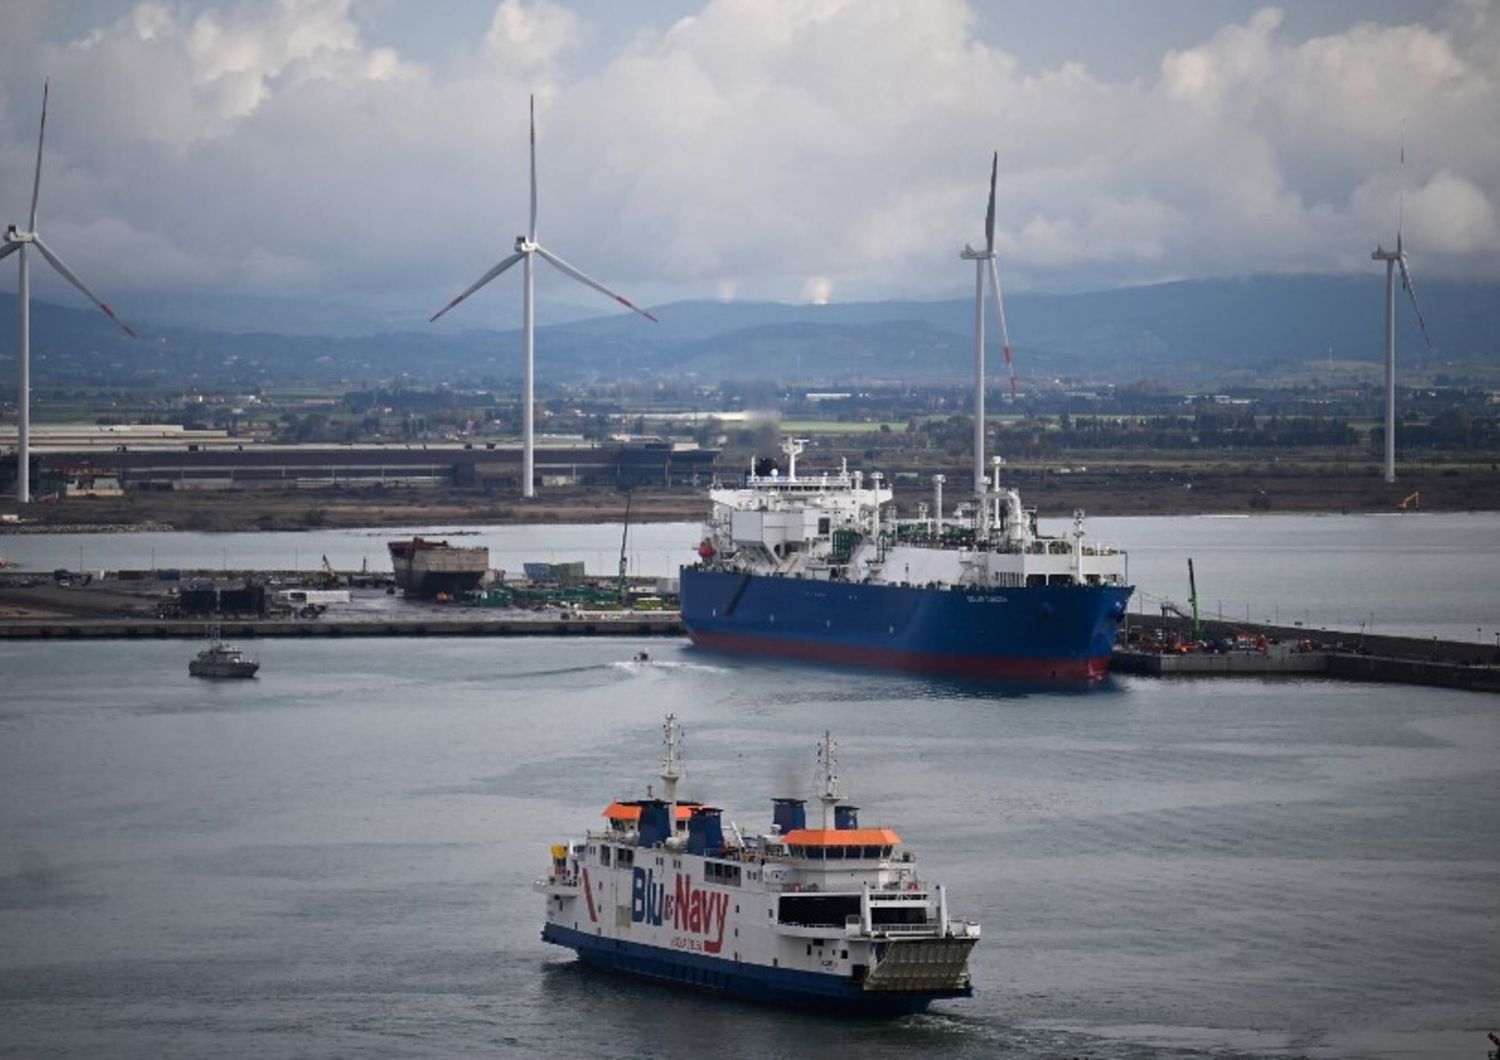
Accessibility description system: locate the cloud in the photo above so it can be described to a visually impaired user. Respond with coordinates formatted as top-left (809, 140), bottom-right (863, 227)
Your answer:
top-left (484, 0), bottom-right (581, 72)
top-left (0, 0), bottom-right (1494, 330)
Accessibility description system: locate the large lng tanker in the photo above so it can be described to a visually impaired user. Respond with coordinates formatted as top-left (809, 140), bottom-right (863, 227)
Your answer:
top-left (680, 156), bottom-right (1131, 681)
top-left (679, 438), bottom-right (1132, 680)
top-left (537, 716), bottom-right (978, 1013)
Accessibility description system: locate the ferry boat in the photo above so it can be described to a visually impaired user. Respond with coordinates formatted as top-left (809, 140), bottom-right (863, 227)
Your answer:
top-left (536, 716), bottom-right (979, 1014)
top-left (679, 438), bottom-right (1132, 681)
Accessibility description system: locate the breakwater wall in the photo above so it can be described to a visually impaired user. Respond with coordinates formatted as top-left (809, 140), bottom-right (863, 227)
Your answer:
top-left (1121, 614), bottom-right (1500, 693)
top-left (0, 615), bottom-right (684, 640)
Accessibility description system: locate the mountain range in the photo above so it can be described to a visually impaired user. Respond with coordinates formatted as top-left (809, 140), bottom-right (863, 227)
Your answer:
top-left (1, 275), bottom-right (1496, 392)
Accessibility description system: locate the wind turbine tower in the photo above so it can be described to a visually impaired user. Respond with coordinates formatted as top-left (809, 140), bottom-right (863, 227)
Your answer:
top-left (1370, 228), bottom-right (1432, 484)
top-left (2, 82), bottom-right (136, 505)
top-left (959, 153), bottom-right (1016, 522)
top-left (430, 96), bottom-right (657, 499)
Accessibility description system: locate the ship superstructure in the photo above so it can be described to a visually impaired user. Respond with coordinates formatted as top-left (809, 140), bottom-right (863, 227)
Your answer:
top-left (537, 716), bottom-right (979, 1014)
top-left (680, 438), bottom-right (1132, 680)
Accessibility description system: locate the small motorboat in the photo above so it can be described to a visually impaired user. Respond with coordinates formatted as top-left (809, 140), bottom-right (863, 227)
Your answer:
top-left (633, 650), bottom-right (651, 663)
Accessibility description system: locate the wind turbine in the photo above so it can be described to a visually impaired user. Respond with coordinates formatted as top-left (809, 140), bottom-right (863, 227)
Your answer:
top-left (959, 152), bottom-right (1016, 519)
top-left (1370, 223), bottom-right (1432, 484)
top-left (2, 81), bottom-right (136, 505)
top-left (430, 95), bottom-right (657, 499)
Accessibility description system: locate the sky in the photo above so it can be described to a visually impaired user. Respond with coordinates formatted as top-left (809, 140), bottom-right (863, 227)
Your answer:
top-left (0, 0), bottom-right (1496, 331)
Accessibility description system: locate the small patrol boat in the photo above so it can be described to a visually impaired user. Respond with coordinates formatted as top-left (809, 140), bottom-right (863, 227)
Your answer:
top-left (189, 633), bottom-right (259, 679)
top-left (536, 715), bottom-right (979, 1013)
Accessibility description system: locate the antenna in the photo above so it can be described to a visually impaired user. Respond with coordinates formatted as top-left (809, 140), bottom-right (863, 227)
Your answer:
top-left (659, 714), bottom-right (683, 829)
top-left (816, 731), bottom-right (841, 830)
top-left (430, 94), bottom-right (657, 499)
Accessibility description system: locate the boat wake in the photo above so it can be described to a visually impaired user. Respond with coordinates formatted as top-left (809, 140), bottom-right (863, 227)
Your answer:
top-left (608, 659), bottom-right (730, 675)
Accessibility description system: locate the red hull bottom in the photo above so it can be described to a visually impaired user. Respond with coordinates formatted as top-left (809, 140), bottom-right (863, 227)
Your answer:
top-left (688, 630), bottom-right (1114, 682)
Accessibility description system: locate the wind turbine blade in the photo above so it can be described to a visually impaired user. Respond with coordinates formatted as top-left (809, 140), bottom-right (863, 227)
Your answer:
top-left (529, 94), bottom-right (538, 242)
top-left (1397, 254), bottom-right (1433, 350)
top-left (984, 151), bottom-right (997, 254)
top-left (535, 246), bottom-right (658, 322)
top-left (429, 250), bottom-right (526, 323)
top-left (0, 240), bottom-right (19, 264)
top-left (31, 237), bottom-right (135, 337)
top-left (29, 80), bottom-right (49, 230)
top-left (986, 257), bottom-right (1016, 395)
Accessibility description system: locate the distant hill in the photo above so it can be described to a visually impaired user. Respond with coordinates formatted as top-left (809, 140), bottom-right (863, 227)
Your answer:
top-left (1, 275), bottom-right (1496, 391)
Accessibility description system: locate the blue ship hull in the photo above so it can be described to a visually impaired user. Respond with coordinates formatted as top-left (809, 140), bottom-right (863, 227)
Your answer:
top-left (542, 923), bottom-right (966, 1014)
top-left (679, 567), bottom-right (1133, 681)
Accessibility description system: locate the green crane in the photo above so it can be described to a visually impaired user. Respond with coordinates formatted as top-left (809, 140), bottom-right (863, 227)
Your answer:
top-left (618, 491), bottom-right (633, 605)
top-left (1187, 557), bottom-right (1201, 641)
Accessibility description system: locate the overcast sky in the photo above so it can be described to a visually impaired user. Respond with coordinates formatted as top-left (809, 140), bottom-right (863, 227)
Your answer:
top-left (1, 0), bottom-right (1496, 329)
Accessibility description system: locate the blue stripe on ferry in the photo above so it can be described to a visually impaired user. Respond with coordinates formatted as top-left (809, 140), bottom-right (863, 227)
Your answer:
top-left (541, 923), bottom-right (970, 1015)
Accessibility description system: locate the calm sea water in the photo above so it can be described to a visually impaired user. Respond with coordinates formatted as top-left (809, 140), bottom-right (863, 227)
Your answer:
top-left (3, 512), bottom-right (1498, 641)
top-left (1, 632), bottom-right (1497, 1059)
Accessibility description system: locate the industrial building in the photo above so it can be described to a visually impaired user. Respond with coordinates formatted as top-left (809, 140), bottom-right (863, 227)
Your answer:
top-left (1, 430), bottom-right (718, 497)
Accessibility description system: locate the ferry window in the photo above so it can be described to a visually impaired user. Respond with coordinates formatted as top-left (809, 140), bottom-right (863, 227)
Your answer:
top-left (600, 847), bottom-right (611, 866)
top-left (779, 894), bottom-right (862, 927)
top-left (818, 517), bottom-right (830, 535)
top-left (841, 950), bottom-right (848, 959)
top-left (872, 905), bottom-right (928, 926)
top-left (618, 849), bottom-right (633, 868)
top-left (826, 846), bottom-right (844, 860)
top-left (863, 846), bottom-right (880, 859)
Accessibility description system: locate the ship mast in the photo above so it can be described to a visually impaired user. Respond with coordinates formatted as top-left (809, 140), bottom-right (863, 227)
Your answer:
top-left (782, 437), bottom-right (806, 481)
top-left (816, 730), bottom-right (841, 830)
top-left (660, 713), bottom-right (683, 836)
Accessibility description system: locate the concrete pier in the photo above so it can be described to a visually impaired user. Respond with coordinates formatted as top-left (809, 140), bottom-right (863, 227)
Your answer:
top-left (1117, 614), bottom-right (1500, 693)
top-left (0, 614), bottom-right (684, 640)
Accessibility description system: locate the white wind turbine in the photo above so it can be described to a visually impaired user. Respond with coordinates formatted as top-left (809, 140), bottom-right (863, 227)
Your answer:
top-left (430, 95), bottom-right (657, 499)
top-left (959, 152), bottom-right (1016, 521)
top-left (2, 81), bottom-right (136, 505)
top-left (1370, 206), bottom-right (1433, 484)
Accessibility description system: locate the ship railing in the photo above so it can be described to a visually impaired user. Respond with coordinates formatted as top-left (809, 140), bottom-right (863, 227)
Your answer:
top-left (534, 873), bottom-right (580, 888)
top-left (867, 923), bottom-right (944, 938)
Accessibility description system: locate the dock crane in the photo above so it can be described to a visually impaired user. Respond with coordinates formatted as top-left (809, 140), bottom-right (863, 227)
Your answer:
top-left (617, 491), bottom-right (633, 605)
top-left (1187, 558), bottom-right (1201, 641)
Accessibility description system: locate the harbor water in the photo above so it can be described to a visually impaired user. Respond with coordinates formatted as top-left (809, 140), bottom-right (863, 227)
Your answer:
top-left (1, 514), bottom-right (1498, 1059)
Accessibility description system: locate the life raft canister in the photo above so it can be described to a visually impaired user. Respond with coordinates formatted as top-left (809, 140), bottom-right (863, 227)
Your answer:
top-left (697, 540), bottom-right (716, 560)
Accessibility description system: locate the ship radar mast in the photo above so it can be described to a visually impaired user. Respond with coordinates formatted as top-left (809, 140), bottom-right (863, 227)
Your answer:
top-left (660, 713), bottom-right (683, 834)
top-left (781, 437), bottom-right (808, 480)
top-left (817, 730), bottom-right (841, 830)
